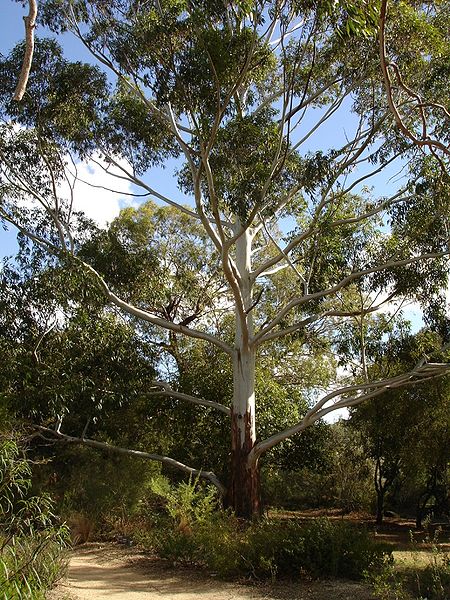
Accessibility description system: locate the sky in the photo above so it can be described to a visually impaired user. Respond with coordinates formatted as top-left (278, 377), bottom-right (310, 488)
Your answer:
top-left (1, 3), bottom-right (169, 256)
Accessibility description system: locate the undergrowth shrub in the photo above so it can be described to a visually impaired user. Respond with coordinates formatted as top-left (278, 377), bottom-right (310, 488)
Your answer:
top-left (413, 561), bottom-right (450, 600)
top-left (0, 438), bottom-right (69, 599)
top-left (56, 444), bottom-right (159, 540)
top-left (409, 530), bottom-right (450, 600)
top-left (366, 530), bottom-right (450, 600)
top-left (147, 475), bottom-right (390, 581)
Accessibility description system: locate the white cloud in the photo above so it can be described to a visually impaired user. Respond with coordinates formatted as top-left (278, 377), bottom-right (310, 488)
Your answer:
top-left (63, 153), bottom-right (138, 228)
top-left (323, 407), bottom-right (349, 423)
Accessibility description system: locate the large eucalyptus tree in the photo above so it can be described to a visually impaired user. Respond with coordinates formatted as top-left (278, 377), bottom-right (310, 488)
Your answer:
top-left (0, 0), bottom-right (449, 517)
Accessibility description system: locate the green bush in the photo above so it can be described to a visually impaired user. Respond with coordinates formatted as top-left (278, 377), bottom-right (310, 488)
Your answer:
top-left (146, 476), bottom-right (390, 581)
top-left (55, 444), bottom-right (160, 538)
top-left (366, 530), bottom-right (450, 600)
top-left (413, 561), bottom-right (450, 599)
top-left (242, 518), bottom-right (389, 580)
top-left (0, 438), bottom-right (69, 599)
top-left (409, 535), bottom-right (450, 600)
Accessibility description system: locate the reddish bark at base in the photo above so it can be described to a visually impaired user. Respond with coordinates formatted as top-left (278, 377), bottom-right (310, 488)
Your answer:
top-left (227, 409), bottom-right (261, 519)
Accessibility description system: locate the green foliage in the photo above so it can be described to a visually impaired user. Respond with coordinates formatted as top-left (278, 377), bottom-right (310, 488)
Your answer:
top-left (55, 446), bottom-right (160, 535)
top-left (149, 474), bottom-right (219, 530)
top-left (244, 518), bottom-right (389, 580)
top-left (367, 531), bottom-right (450, 600)
top-left (145, 477), bottom-right (389, 581)
top-left (261, 421), bottom-right (376, 513)
top-left (366, 560), bottom-right (410, 600)
top-left (0, 438), bottom-right (69, 599)
top-left (200, 109), bottom-right (301, 221)
top-left (414, 561), bottom-right (450, 600)
top-left (157, 514), bottom-right (389, 580)
top-left (0, 38), bottom-right (109, 156)
top-left (350, 330), bottom-right (450, 525)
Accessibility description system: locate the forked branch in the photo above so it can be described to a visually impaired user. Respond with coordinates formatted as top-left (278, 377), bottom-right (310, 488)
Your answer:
top-left (379, 0), bottom-right (450, 160)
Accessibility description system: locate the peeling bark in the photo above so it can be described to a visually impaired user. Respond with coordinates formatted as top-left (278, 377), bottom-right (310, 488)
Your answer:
top-left (228, 407), bottom-right (261, 518)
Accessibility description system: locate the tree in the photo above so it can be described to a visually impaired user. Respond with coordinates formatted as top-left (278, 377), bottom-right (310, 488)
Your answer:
top-left (0, 0), bottom-right (449, 517)
top-left (350, 327), bottom-right (450, 526)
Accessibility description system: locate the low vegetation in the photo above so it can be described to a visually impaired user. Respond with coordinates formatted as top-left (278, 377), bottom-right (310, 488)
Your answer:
top-left (128, 476), bottom-right (389, 581)
top-left (0, 438), bottom-right (69, 599)
top-left (368, 532), bottom-right (450, 600)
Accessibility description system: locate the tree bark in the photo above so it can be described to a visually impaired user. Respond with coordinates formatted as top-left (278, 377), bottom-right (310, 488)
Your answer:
top-left (376, 490), bottom-right (385, 526)
top-left (374, 456), bottom-right (384, 526)
top-left (228, 349), bottom-right (261, 518)
top-left (227, 225), bottom-right (261, 518)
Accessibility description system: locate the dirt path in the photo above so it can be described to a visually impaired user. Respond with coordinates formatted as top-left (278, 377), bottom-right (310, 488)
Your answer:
top-left (49, 543), bottom-right (377, 600)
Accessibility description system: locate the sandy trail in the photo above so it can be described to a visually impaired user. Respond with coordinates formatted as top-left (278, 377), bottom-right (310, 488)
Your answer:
top-left (50, 543), bottom-right (376, 600)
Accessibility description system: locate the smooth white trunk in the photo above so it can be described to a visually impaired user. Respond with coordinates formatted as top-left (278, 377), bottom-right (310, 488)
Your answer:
top-left (229, 224), bottom-right (260, 517)
top-left (233, 224), bottom-right (255, 444)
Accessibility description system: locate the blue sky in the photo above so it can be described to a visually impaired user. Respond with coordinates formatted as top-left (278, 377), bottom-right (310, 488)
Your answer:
top-left (1, 3), bottom-right (24, 258)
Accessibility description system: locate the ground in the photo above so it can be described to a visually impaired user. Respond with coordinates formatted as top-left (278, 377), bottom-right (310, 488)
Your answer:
top-left (48, 543), bottom-right (377, 600)
top-left (48, 512), bottom-right (450, 600)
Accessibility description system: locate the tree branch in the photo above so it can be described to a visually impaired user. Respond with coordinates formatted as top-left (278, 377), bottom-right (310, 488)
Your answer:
top-left (35, 426), bottom-right (226, 496)
top-left (13, 0), bottom-right (38, 101)
top-left (254, 251), bottom-right (450, 342)
top-left (253, 292), bottom-right (397, 346)
top-left (149, 381), bottom-right (230, 415)
top-left (0, 209), bottom-right (234, 356)
top-left (249, 360), bottom-right (450, 465)
top-left (379, 0), bottom-right (450, 159)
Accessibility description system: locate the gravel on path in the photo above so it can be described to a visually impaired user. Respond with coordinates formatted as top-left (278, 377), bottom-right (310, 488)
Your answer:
top-left (48, 543), bottom-right (377, 600)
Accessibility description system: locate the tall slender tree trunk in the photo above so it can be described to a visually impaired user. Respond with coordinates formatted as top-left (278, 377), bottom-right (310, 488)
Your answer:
top-left (376, 489), bottom-right (385, 526)
top-left (228, 225), bottom-right (261, 518)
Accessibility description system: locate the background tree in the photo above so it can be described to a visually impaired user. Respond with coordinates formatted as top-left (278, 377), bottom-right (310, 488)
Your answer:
top-left (350, 326), bottom-right (450, 526)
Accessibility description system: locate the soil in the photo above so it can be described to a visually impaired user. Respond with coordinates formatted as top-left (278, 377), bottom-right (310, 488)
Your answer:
top-left (48, 543), bottom-right (377, 600)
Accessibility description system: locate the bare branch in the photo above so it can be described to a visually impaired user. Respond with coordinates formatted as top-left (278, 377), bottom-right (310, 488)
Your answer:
top-left (81, 263), bottom-right (236, 356)
top-left (253, 251), bottom-right (450, 342)
top-left (250, 360), bottom-right (450, 464)
top-left (35, 426), bottom-right (226, 496)
top-left (379, 0), bottom-right (450, 160)
top-left (13, 0), bottom-right (38, 101)
top-left (0, 209), bottom-right (234, 356)
top-left (253, 292), bottom-right (397, 346)
top-left (259, 214), bottom-right (308, 291)
top-left (149, 380), bottom-right (230, 415)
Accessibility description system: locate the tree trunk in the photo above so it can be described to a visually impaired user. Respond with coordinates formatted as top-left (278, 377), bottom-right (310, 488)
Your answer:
top-left (228, 348), bottom-right (260, 518)
top-left (227, 224), bottom-right (261, 518)
top-left (374, 455), bottom-right (384, 526)
top-left (376, 489), bottom-right (385, 526)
